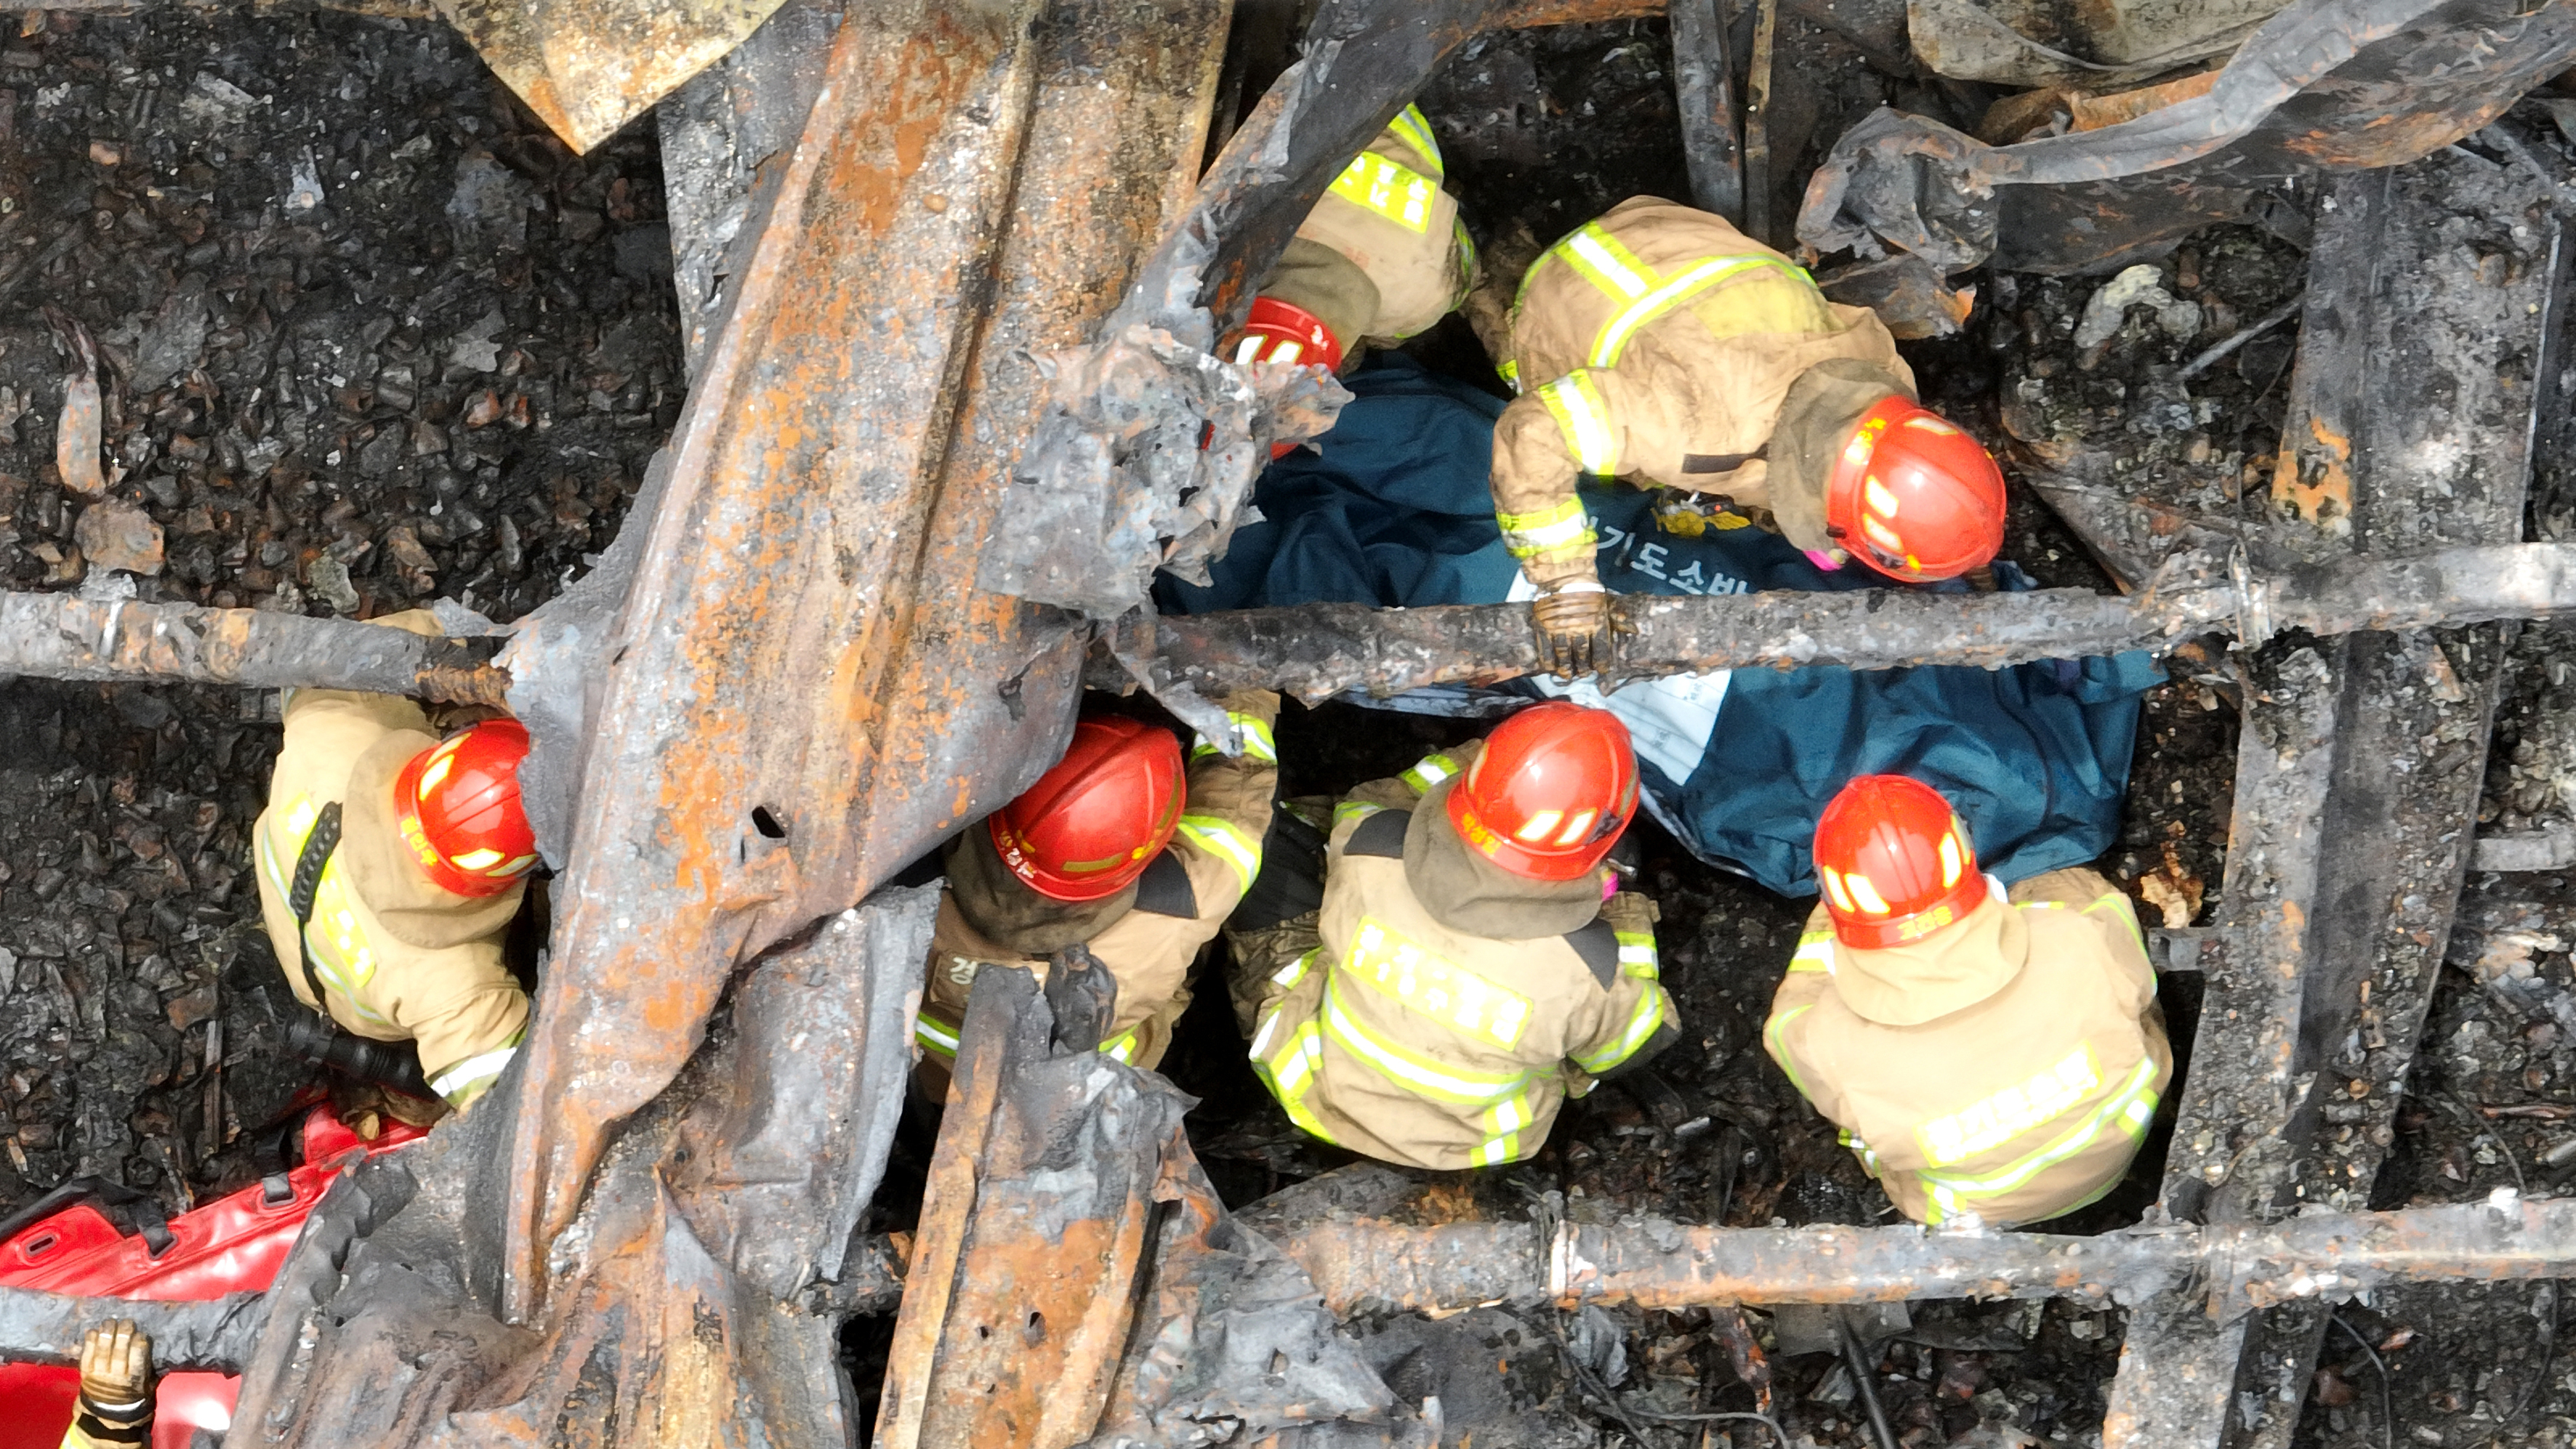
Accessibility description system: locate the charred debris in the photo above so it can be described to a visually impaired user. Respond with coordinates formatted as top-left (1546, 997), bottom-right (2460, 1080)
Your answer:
top-left (5, 0), bottom-right (2576, 1444)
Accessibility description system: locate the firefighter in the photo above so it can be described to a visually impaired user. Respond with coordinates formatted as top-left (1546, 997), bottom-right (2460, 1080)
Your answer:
top-left (1473, 195), bottom-right (2009, 674)
top-left (1233, 702), bottom-right (1678, 1171)
top-left (914, 693), bottom-right (1279, 1082)
top-left (252, 612), bottom-right (534, 1116)
top-left (1764, 775), bottom-right (2172, 1226)
top-left (1228, 104), bottom-right (1477, 377)
top-left (58, 1319), bottom-right (150, 1448)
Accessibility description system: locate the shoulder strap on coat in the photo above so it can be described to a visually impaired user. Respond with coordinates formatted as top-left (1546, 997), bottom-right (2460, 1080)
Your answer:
top-left (1563, 918), bottom-right (1620, 990)
top-left (1345, 807), bottom-right (1411, 860)
top-left (286, 802), bottom-right (345, 1011)
top-left (1131, 849), bottom-right (1198, 919)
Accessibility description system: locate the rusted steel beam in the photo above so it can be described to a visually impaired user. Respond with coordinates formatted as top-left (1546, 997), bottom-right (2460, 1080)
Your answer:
top-left (1279, 1196), bottom-right (2576, 1317)
top-left (0, 1287), bottom-right (267, 1371)
top-left (500, 0), bottom-right (1228, 1323)
top-left (2101, 146), bottom-right (2566, 1449)
top-left (1669, 0), bottom-right (1744, 225)
top-left (0, 592), bottom-right (508, 703)
top-left (1096, 542), bottom-right (2576, 704)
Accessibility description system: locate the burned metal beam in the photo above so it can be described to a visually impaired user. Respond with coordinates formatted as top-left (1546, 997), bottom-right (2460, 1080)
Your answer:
top-left (0, 591), bottom-right (507, 703)
top-left (1669, 0), bottom-right (1744, 225)
top-left (1098, 543), bottom-right (2576, 704)
top-left (0, 1286), bottom-right (267, 1371)
top-left (1278, 1195), bottom-right (2576, 1317)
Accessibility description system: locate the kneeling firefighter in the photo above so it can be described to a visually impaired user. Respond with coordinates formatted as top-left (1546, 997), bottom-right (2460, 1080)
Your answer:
top-left (914, 693), bottom-right (1280, 1086)
top-left (1232, 702), bottom-right (1679, 1170)
top-left (252, 612), bottom-right (536, 1115)
top-left (1764, 775), bottom-right (2172, 1225)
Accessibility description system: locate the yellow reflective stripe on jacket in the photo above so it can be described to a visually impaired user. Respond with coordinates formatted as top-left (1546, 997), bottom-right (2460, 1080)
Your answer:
top-left (1102, 1026), bottom-right (1140, 1064)
top-left (1345, 918), bottom-right (1534, 1049)
top-left (1917, 1057), bottom-right (2160, 1224)
top-left (1787, 929), bottom-right (1835, 974)
top-left (1572, 981), bottom-right (1666, 1074)
top-left (1398, 752), bottom-right (1462, 795)
top-left (1536, 371), bottom-right (1619, 477)
top-left (1191, 711), bottom-right (1279, 764)
top-left (1840, 1127), bottom-right (1883, 1174)
top-left (1321, 977), bottom-right (1534, 1106)
top-left (1176, 814), bottom-right (1262, 892)
top-left (1470, 1090), bottom-right (1537, 1166)
top-left (1615, 928), bottom-right (1659, 981)
top-left (1764, 1003), bottom-right (1816, 1098)
top-left (1387, 102), bottom-right (1442, 177)
top-left (1250, 1011), bottom-right (1339, 1145)
top-left (1549, 222), bottom-right (1657, 304)
top-left (1334, 800), bottom-right (1384, 830)
top-left (2081, 890), bottom-right (2149, 953)
top-left (914, 1011), bottom-right (961, 1060)
top-left (1328, 152), bottom-right (1438, 234)
top-left (1273, 947), bottom-right (1319, 990)
top-left (257, 796), bottom-right (389, 1022)
top-left (1497, 357), bottom-right (1520, 392)
top-left (427, 1025), bottom-right (523, 1107)
top-left (1588, 254), bottom-right (1808, 368)
top-left (1918, 1043), bottom-right (2101, 1166)
top-left (1497, 496), bottom-right (1595, 561)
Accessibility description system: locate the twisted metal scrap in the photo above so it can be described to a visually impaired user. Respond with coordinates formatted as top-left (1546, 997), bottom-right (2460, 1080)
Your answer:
top-left (981, 325), bottom-right (1348, 621)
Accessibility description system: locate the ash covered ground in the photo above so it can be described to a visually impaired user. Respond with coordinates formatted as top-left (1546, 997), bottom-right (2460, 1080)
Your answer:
top-left (4, 8), bottom-right (2576, 1449)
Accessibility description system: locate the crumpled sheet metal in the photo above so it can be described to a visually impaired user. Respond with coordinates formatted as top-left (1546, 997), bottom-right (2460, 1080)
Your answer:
top-left (228, 887), bottom-right (932, 1445)
top-left (1907, 0), bottom-right (2285, 89)
top-left (431, 0), bottom-right (792, 153)
top-left (1796, 0), bottom-right (2576, 275)
top-left (499, 0), bottom-right (1227, 1323)
top-left (981, 331), bottom-right (1350, 620)
top-left (881, 956), bottom-right (1404, 1449)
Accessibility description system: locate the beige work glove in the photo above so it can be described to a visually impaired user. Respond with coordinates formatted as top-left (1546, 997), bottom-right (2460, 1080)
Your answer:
top-left (76, 1319), bottom-right (153, 1425)
top-left (1531, 581), bottom-right (1615, 679)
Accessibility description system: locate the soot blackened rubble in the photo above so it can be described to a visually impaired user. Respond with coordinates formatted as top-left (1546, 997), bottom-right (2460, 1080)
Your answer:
top-left (0, 9), bottom-right (675, 1214)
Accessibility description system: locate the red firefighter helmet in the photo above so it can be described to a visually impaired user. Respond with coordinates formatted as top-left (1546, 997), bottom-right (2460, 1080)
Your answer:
top-left (1814, 775), bottom-right (1988, 948)
top-left (990, 715), bottom-right (1186, 903)
top-left (1448, 702), bottom-right (1638, 881)
top-left (394, 719), bottom-right (538, 898)
top-left (1824, 396), bottom-right (2006, 583)
top-left (1229, 295), bottom-right (1347, 373)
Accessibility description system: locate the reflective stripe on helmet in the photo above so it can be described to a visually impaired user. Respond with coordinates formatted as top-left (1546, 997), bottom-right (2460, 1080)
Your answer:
top-left (1175, 814), bottom-right (1262, 892)
top-left (1327, 152), bottom-right (1438, 234)
top-left (1536, 371), bottom-right (1619, 477)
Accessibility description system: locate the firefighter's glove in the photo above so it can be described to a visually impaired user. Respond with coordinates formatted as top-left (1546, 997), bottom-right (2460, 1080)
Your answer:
top-left (76, 1319), bottom-right (152, 1424)
top-left (1531, 581), bottom-right (1615, 679)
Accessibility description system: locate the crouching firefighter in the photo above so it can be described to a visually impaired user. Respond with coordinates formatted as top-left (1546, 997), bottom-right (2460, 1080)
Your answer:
top-left (1474, 195), bottom-right (2009, 674)
top-left (1232, 703), bottom-right (1678, 1170)
top-left (252, 612), bottom-right (534, 1115)
top-left (914, 693), bottom-right (1280, 1086)
top-left (1765, 775), bottom-right (2172, 1226)
top-left (57, 1320), bottom-right (150, 1449)
top-left (1227, 103), bottom-right (1478, 384)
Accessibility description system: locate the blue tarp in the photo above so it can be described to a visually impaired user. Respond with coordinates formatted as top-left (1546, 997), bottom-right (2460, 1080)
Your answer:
top-left (1159, 354), bottom-right (2157, 897)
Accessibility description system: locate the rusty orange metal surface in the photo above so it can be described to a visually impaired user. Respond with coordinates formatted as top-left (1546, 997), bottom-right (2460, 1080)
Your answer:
top-left (434, 0), bottom-right (792, 152)
top-left (497, 0), bottom-right (1225, 1323)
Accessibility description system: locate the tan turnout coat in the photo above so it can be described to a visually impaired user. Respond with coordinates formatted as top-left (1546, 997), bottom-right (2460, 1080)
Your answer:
top-left (1245, 742), bottom-right (1675, 1171)
top-left (251, 614), bottom-right (528, 1110)
top-left (915, 694), bottom-right (1280, 1073)
top-left (1492, 196), bottom-right (1909, 587)
top-left (1263, 104), bottom-right (1478, 356)
top-left (1764, 867), bottom-right (2173, 1225)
